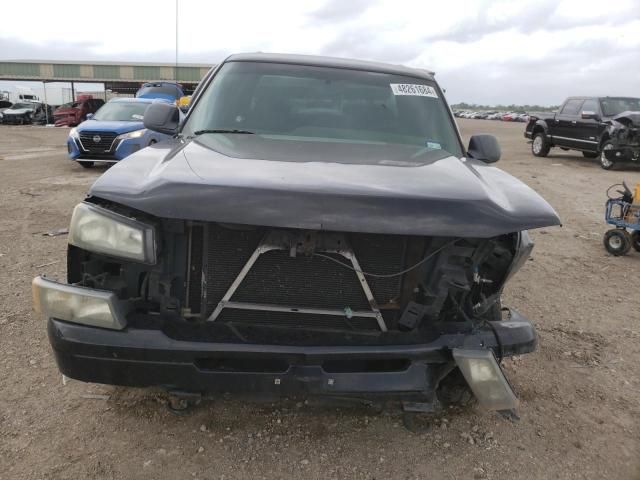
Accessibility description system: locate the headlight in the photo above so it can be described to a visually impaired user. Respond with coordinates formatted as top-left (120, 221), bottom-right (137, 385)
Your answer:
top-left (452, 348), bottom-right (519, 411)
top-left (69, 127), bottom-right (78, 137)
top-left (116, 128), bottom-right (147, 140)
top-left (69, 203), bottom-right (157, 263)
top-left (32, 276), bottom-right (128, 330)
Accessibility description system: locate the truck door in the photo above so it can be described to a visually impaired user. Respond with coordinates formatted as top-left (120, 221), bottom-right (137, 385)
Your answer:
top-left (552, 99), bottom-right (584, 148)
top-left (575, 98), bottom-right (603, 153)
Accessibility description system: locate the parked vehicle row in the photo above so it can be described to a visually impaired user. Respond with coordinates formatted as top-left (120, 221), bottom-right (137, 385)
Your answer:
top-left (454, 110), bottom-right (529, 122)
top-left (1, 81), bottom-right (186, 127)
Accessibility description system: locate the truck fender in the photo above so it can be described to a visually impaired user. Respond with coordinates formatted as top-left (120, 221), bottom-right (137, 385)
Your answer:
top-left (599, 124), bottom-right (614, 149)
top-left (535, 119), bottom-right (548, 133)
top-left (529, 119), bottom-right (548, 137)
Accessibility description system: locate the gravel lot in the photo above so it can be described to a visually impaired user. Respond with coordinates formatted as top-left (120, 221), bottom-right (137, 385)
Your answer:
top-left (1, 120), bottom-right (638, 480)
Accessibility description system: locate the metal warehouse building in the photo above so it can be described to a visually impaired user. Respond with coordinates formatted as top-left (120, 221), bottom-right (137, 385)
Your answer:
top-left (0, 60), bottom-right (213, 97)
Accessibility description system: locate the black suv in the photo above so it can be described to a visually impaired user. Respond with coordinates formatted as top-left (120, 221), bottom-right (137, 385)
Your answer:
top-left (525, 96), bottom-right (640, 169)
top-left (33, 53), bottom-right (560, 413)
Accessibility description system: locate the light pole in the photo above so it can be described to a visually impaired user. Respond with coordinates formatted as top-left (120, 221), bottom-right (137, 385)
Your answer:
top-left (175, 0), bottom-right (179, 82)
top-left (42, 81), bottom-right (49, 125)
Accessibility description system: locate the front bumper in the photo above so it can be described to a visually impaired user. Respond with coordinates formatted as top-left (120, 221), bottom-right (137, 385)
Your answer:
top-left (47, 311), bottom-right (536, 401)
top-left (605, 146), bottom-right (640, 163)
top-left (55, 115), bottom-right (79, 127)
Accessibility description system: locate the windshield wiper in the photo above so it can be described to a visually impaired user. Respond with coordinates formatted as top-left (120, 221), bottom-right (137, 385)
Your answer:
top-left (193, 129), bottom-right (255, 135)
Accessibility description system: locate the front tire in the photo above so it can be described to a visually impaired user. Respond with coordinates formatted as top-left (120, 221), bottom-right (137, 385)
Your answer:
top-left (77, 161), bottom-right (94, 168)
top-left (437, 369), bottom-right (476, 408)
top-left (603, 229), bottom-right (631, 256)
top-left (600, 141), bottom-right (615, 170)
top-left (531, 132), bottom-right (550, 157)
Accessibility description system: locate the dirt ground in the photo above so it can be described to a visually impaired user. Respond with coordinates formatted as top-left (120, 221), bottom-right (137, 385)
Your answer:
top-left (0, 120), bottom-right (638, 480)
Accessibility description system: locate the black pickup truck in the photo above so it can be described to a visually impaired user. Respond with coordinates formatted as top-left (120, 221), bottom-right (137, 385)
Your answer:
top-left (525, 96), bottom-right (640, 169)
top-left (32, 53), bottom-right (560, 414)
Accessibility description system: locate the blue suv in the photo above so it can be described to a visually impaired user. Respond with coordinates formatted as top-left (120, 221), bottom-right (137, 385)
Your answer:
top-left (67, 98), bottom-right (173, 168)
top-left (135, 81), bottom-right (184, 102)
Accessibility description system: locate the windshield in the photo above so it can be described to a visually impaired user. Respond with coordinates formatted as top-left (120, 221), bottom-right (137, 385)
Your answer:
top-left (12, 103), bottom-right (33, 109)
top-left (92, 102), bottom-right (149, 121)
top-left (184, 62), bottom-right (462, 158)
top-left (600, 97), bottom-right (640, 117)
top-left (137, 83), bottom-right (182, 99)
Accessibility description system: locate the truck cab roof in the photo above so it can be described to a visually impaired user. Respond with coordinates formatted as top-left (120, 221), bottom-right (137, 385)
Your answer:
top-left (226, 52), bottom-right (436, 80)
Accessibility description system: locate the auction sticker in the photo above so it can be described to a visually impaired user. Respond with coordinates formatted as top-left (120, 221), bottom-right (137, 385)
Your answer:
top-left (390, 84), bottom-right (438, 98)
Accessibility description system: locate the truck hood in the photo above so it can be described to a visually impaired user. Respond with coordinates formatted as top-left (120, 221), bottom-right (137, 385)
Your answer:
top-left (611, 111), bottom-right (640, 127)
top-left (88, 135), bottom-right (561, 237)
top-left (76, 120), bottom-right (145, 134)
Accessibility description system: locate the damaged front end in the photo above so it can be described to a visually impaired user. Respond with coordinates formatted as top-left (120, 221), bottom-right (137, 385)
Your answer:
top-left (35, 200), bottom-right (537, 412)
top-left (605, 112), bottom-right (640, 164)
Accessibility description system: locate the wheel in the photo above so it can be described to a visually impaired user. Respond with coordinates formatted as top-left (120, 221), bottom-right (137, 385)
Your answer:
top-left (77, 161), bottom-right (94, 168)
top-left (631, 231), bottom-right (640, 252)
top-left (582, 151), bottom-right (598, 158)
top-left (148, 139), bottom-right (157, 146)
top-left (437, 369), bottom-right (476, 408)
top-left (531, 132), bottom-right (550, 157)
top-left (599, 141), bottom-right (615, 170)
top-left (603, 229), bottom-right (631, 256)
top-left (402, 412), bottom-right (435, 434)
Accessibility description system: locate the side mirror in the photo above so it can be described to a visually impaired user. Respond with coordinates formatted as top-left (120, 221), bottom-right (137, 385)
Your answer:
top-left (467, 134), bottom-right (501, 163)
top-left (85, 113), bottom-right (94, 120)
top-left (581, 111), bottom-right (599, 120)
top-left (143, 102), bottom-right (180, 136)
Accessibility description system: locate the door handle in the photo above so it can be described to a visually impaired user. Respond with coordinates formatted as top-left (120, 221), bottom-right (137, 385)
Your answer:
top-left (571, 121), bottom-right (577, 124)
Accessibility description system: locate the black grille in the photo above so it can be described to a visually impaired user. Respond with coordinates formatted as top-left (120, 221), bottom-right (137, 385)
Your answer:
top-left (233, 250), bottom-right (370, 310)
top-left (186, 225), bottom-right (204, 314)
top-left (188, 224), bottom-right (408, 330)
top-left (78, 131), bottom-right (118, 153)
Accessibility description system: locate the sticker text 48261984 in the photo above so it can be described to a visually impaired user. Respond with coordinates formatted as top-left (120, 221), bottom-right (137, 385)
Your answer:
top-left (390, 84), bottom-right (438, 98)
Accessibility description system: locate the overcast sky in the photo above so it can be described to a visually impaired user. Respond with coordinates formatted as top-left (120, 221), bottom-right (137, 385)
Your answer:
top-left (1, 0), bottom-right (638, 105)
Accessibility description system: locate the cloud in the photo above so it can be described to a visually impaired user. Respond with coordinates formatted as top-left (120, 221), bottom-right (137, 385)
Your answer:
top-left (319, 28), bottom-right (424, 64)
top-left (0, 0), bottom-right (638, 105)
top-left (309, 0), bottom-right (371, 23)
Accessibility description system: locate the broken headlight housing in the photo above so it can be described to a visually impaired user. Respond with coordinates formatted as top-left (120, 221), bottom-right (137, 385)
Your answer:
top-left (69, 202), bottom-right (156, 263)
top-left (505, 230), bottom-right (534, 282)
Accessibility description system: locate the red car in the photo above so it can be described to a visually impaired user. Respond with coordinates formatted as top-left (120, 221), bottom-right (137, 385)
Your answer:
top-left (53, 97), bottom-right (104, 127)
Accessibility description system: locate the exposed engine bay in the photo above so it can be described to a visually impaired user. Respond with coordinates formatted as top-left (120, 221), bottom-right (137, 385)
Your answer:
top-left (67, 200), bottom-right (528, 346)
